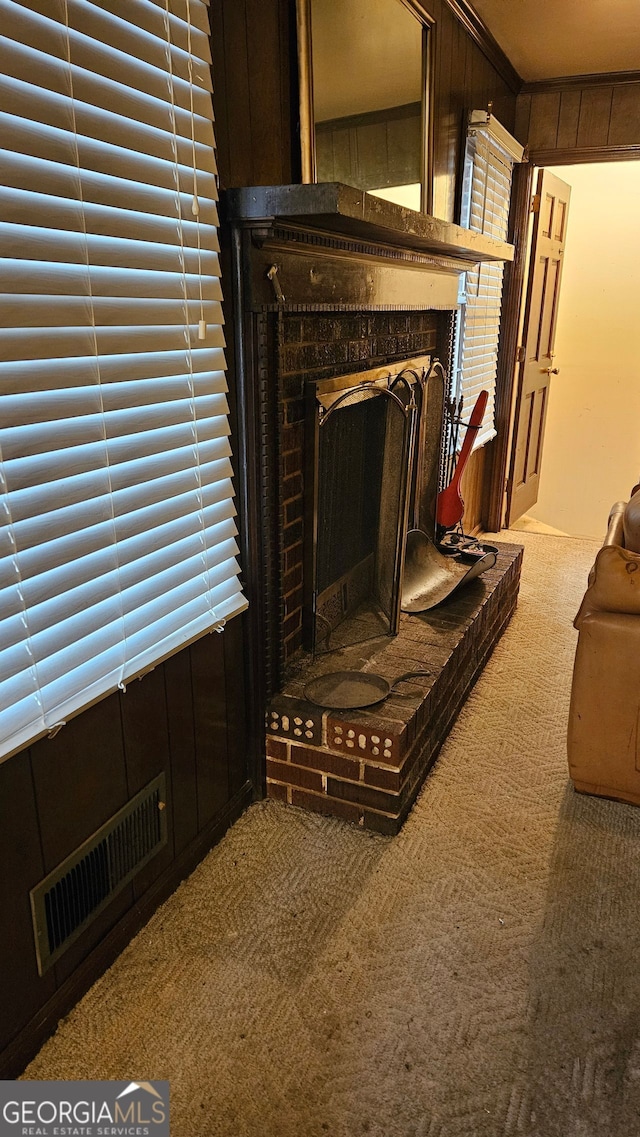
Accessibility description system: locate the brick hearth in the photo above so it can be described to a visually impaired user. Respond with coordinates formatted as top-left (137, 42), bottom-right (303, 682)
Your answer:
top-left (266, 542), bottom-right (523, 834)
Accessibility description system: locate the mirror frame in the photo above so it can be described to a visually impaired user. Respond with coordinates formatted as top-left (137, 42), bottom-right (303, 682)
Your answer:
top-left (296, 0), bottom-right (436, 215)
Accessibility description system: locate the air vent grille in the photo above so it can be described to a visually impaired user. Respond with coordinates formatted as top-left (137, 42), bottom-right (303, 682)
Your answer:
top-left (31, 774), bottom-right (167, 975)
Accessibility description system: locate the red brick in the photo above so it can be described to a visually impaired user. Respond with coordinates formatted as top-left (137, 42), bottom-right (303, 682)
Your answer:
top-left (282, 517), bottom-right (302, 547)
top-left (283, 541), bottom-right (303, 573)
top-left (283, 626), bottom-right (303, 661)
top-left (290, 789), bottom-right (362, 824)
top-left (289, 744), bottom-right (360, 782)
top-left (327, 776), bottom-right (400, 813)
top-left (282, 448), bottom-right (302, 478)
top-left (282, 610), bottom-right (302, 641)
top-left (282, 472), bottom-right (303, 502)
top-left (363, 810), bottom-right (401, 836)
top-left (283, 397), bottom-right (305, 426)
top-left (267, 780), bottom-right (288, 803)
top-left (364, 764), bottom-right (402, 792)
top-left (284, 496), bottom-right (303, 526)
top-left (282, 316), bottom-right (303, 343)
top-left (284, 586), bottom-right (304, 617)
top-left (281, 423), bottom-right (302, 453)
top-left (266, 737), bottom-right (288, 761)
top-left (282, 563), bottom-right (303, 595)
top-left (266, 758), bottom-right (323, 793)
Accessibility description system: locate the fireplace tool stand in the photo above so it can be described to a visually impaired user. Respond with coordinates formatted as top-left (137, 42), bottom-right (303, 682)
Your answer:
top-left (401, 383), bottom-right (497, 613)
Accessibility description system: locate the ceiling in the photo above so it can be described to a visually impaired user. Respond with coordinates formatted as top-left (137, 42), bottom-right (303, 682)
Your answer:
top-left (471, 0), bottom-right (640, 82)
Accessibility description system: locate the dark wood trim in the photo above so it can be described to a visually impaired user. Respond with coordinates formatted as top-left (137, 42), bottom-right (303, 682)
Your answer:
top-left (397, 2), bottom-right (436, 216)
top-left (229, 223), bottom-right (270, 786)
top-left (531, 144), bottom-right (640, 166)
top-left (0, 781), bottom-right (253, 1080)
top-left (442, 0), bottom-right (522, 94)
top-left (522, 70), bottom-right (640, 95)
top-left (316, 101), bottom-right (422, 133)
top-left (485, 161), bottom-right (534, 533)
top-left (401, 0), bottom-right (436, 30)
top-left (423, 9), bottom-right (436, 215)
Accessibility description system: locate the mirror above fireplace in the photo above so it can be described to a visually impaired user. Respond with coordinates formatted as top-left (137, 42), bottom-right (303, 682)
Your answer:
top-left (296, 0), bottom-right (434, 212)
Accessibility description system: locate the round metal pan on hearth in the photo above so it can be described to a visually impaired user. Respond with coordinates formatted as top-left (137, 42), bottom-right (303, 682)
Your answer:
top-left (304, 669), bottom-right (432, 710)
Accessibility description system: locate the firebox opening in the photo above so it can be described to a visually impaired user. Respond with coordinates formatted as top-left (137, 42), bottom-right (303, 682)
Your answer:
top-left (305, 357), bottom-right (436, 657)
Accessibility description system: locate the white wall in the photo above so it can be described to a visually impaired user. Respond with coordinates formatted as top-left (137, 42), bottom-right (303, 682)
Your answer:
top-left (528, 161), bottom-right (640, 539)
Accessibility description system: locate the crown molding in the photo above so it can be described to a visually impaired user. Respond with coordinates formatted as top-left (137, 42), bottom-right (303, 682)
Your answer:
top-left (442, 0), bottom-right (522, 94)
top-left (521, 70), bottom-right (640, 95)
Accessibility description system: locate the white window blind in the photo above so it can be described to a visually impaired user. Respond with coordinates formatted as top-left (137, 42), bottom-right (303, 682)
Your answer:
top-left (455, 111), bottom-right (524, 449)
top-left (0, 0), bottom-right (247, 762)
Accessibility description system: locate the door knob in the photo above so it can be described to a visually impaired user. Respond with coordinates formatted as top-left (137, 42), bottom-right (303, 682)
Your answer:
top-left (543, 366), bottom-right (559, 375)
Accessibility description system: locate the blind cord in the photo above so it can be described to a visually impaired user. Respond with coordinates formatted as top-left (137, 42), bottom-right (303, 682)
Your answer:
top-left (185, 0), bottom-right (206, 340)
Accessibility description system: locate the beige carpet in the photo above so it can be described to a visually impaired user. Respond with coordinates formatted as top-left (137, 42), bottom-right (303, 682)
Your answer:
top-left (26, 531), bottom-right (640, 1137)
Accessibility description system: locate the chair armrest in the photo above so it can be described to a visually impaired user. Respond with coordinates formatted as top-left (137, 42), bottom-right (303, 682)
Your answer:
top-left (604, 501), bottom-right (626, 547)
top-left (624, 489), bottom-right (640, 553)
top-left (574, 544), bottom-right (640, 628)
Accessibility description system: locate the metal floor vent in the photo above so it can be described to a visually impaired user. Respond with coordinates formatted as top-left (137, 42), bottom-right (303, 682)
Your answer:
top-left (30, 773), bottom-right (167, 975)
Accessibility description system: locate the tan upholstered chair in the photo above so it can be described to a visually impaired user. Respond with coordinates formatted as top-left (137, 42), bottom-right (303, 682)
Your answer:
top-left (567, 486), bottom-right (640, 807)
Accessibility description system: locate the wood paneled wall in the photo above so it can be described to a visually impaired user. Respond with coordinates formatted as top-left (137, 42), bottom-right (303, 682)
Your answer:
top-left (210, 0), bottom-right (298, 188)
top-left (516, 74), bottom-right (640, 163)
top-left (316, 103), bottom-right (422, 191)
top-left (1, 612), bottom-right (252, 1077)
top-left (429, 0), bottom-right (517, 221)
top-left (460, 446), bottom-right (487, 535)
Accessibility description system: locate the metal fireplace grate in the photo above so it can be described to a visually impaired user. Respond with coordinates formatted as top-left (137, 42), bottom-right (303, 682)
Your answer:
top-left (30, 773), bottom-right (167, 975)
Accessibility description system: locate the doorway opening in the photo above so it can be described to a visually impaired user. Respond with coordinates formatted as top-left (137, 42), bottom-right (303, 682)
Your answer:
top-left (506, 159), bottom-right (640, 540)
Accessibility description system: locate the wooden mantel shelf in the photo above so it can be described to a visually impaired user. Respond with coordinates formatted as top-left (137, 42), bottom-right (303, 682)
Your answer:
top-left (225, 183), bottom-right (514, 266)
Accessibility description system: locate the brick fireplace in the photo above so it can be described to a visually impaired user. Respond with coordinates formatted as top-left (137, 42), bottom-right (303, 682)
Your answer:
top-left (226, 183), bottom-right (521, 834)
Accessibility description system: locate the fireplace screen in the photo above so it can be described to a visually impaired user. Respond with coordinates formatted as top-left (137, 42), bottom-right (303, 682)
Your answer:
top-left (305, 368), bottom-right (417, 655)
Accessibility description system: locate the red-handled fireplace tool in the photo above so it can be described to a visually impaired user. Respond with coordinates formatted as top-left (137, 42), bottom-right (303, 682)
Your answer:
top-left (436, 389), bottom-right (488, 531)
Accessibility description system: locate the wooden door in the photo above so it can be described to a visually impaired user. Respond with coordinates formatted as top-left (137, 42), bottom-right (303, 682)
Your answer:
top-left (506, 169), bottom-right (571, 525)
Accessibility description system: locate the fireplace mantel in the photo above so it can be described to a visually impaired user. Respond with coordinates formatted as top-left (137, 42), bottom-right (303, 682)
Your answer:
top-left (225, 182), bottom-right (515, 268)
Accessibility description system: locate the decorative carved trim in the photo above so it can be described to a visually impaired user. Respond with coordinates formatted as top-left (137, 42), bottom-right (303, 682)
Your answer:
top-left (256, 311), bottom-right (283, 698)
top-left (531, 145), bottom-right (640, 166)
top-left (273, 310), bottom-right (288, 688)
top-left (522, 70), bottom-right (640, 94)
top-left (260, 302), bottom-right (452, 312)
top-left (269, 224), bottom-right (472, 273)
top-left (442, 0), bottom-right (522, 93)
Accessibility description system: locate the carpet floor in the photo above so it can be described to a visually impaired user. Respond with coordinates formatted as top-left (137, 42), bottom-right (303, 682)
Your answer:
top-left (25, 531), bottom-right (640, 1137)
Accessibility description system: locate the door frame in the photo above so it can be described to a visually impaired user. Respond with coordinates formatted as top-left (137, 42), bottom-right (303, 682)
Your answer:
top-left (485, 159), bottom-right (534, 532)
top-left (485, 147), bottom-right (640, 532)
